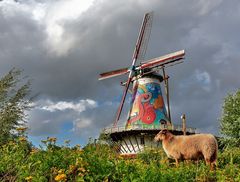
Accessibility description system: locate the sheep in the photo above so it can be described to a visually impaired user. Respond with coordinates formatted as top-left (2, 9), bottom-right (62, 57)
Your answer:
top-left (154, 129), bottom-right (218, 169)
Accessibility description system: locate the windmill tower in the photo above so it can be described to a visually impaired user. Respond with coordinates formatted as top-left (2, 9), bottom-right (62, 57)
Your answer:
top-left (99, 12), bottom-right (195, 155)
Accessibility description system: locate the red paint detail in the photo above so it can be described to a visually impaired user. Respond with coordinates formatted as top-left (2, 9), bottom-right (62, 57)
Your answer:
top-left (142, 102), bottom-right (156, 124)
top-left (128, 92), bottom-right (156, 124)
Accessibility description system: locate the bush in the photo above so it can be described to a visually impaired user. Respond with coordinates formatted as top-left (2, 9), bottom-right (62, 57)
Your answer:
top-left (0, 137), bottom-right (240, 181)
top-left (218, 147), bottom-right (240, 167)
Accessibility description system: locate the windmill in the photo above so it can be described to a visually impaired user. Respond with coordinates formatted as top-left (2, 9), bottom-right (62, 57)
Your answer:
top-left (99, 12), bottom-right (195, 155)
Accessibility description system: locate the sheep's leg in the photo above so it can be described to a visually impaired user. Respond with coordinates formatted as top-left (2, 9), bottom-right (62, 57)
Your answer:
top-left (205, 158), bottom-right (210, 165)
top-left (175, 158), bottom-right (179, 167)
top-left (210, 163), bottom-right (214, 171)
top-left (205, 158), bottom-right (217, 171)
top-left (205, 159), bottom-right (210, 165)
top-left (210, 161), bottom-right (216, 171)
top-left (205, 158), bottom-right (211, 168)
top-left (210, 150), bottom-right (217, 171)
top-left (185, 160), bottom-right (192, 165)
top-left (196, 159), bottom-right (199, 165)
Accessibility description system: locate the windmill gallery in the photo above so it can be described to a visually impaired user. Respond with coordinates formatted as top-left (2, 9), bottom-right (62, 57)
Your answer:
top-left (99, 12), bottom-right (196, 156)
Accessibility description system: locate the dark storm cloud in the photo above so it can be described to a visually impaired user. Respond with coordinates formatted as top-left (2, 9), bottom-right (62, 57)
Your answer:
top-left (0, 0), bottom-right (240, 143)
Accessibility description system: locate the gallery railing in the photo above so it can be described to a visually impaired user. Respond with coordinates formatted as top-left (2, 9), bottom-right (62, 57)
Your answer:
top-left (102, 123), bottom-right (196, 134)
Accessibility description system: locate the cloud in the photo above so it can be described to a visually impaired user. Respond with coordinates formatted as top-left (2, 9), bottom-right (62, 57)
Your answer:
top-left (0, 0), bottom-right (95, 56)
top-left (28, 98), bottom-right (97, 134)
top-left (38, 99), bottom-right (97, 112)
top-left (196, 0), bottom-right (223, 15)
top-left (40, 0), bottom-right (95, 56)
top-left (73, 118), bottom-right (92, 130)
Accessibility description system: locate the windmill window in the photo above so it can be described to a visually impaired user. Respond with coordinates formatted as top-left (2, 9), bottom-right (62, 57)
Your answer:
top-left (160, 119), bottom-right (167, 125)
top-left (140, 136), bottom-right (145, 145)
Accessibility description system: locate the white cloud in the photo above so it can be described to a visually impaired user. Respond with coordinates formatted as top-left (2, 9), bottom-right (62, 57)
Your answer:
top-left (73, 118), bottom-right (92, 130)
top-left (197, 0), bottom-right (223, 15)
top-left (0, 0), bottom-right (29, 17)
top-left (38, 0), bottom-right (95, 56)
top-left (38, 99), bottom-right (97, 112)
top-left (0, 0), bottom-right (95, 56)
top-left (27, 98), bottom-right (99, 137)
top-left (179, 70), bottom-right (211, 90)
top-left (195, 70), bottom-right (211, 85)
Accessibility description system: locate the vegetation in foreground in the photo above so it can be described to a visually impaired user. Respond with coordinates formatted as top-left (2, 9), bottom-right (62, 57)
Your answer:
top-left (0, 135), bottom-right (240, 182)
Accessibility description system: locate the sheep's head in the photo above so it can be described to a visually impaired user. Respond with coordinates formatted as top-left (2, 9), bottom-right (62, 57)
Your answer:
top-left (154, 129), bottom-right (169, 142)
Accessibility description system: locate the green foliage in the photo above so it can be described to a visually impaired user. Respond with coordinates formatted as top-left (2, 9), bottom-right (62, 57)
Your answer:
top-left (220, 89), bottom-right (240, 147)
top-left (0, 136), bottom-right (240, 182)
top-left (0, 68), bottom-right (33, 145)
top-left (137, 148), bottom-right (166, 165)
top-left (218, 147), bottom-right (240, 167)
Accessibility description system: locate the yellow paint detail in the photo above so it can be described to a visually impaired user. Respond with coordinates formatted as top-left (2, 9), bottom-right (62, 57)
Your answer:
top-left (131, 102), bottom-right (139, 115)
top-left (138, 84), bottom-right (147, 92)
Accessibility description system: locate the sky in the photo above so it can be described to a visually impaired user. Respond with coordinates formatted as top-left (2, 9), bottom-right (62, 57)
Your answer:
top-left (0, 0), bottom-right (240, 147)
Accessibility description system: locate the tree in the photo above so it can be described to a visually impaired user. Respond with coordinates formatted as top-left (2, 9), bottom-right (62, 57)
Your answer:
top-left (0, 68), bottom-right (33, 144)
top-left (220, 89), bottom-right (240, 148)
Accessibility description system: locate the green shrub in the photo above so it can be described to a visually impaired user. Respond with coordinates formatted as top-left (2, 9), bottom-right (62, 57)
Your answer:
top-left (218, 147), bottom-right (240, 167)
top-left (0, 137), bottom-right (240, 181)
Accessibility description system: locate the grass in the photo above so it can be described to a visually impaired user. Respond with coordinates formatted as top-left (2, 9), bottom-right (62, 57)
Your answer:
top-left (0, 137), bottom-right (239, 182)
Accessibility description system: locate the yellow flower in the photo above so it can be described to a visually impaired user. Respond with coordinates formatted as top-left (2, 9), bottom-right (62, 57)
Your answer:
top-left (58, 169), bottom-right (64, 174)
top-left (75, 158), bottom-right (83, 165)
top-left (30, 148), bottom-right (38, 154)
top-left (8, 141), bottom-right (15, 145)
top-left (64, 140), bottom-right (70, 144)
top-left (75, 144), bottom-right (81, 148)
top-left (78, 173), bottom-right (84, 177)
top-left (16, 127), bottom-right (28, 132)
top-left (55, 173), bottom-right (67, 181)
top-left (77, 149), bottom-right (83, 154)
top-left (51, 167), bottom-right (58, 175)
top-left (68, 165), bottom-right (76, 173)
top-left (25, 176), bottom-right (33, 181)
top-left (118, 155), bottom-right (124, 160)
top-left (41, 140), bottom-right (48, 144)
top-left (19, 137), bottom-right (27, 142)
top-left (104, 177), bottom-right (109, 182)
top-left (78, 167), bottom-right (86, 173)
top-left (47, 137), bottom-right (57, 143)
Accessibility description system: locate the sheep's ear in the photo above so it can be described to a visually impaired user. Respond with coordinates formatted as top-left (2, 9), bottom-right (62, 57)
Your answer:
top-left (161, 129), bottom-right (167, 134)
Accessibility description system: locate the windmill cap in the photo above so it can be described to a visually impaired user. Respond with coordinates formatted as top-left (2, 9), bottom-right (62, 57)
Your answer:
top-left (142, 71), bottom-right (163, 82)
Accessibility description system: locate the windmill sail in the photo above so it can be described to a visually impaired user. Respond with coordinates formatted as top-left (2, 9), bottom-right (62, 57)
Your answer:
top-left (99, 67), bottom-right (129, 80)
top-left (114, 12), bottom-right (154, 126)
top-left (99, 50), bottom-right (184, 80)
top-left (136, 12), bottom-right (153, 61)
top-left (98, 12), bottom-right (153, 81)
top-left (139, 50), bottom-right (185, 70)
